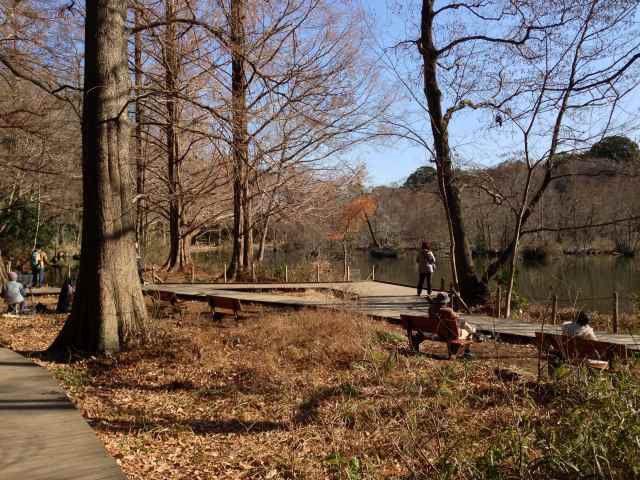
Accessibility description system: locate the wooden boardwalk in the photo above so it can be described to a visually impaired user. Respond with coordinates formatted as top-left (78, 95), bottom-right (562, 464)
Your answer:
top-left (0, 348), bottom-right (125, 480)
top-left (146, 280), bottom-right (640, 351)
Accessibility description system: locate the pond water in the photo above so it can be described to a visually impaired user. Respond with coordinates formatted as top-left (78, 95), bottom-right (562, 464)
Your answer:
top-left (193, 249), bottom-right (640, 313)
top-left (30, 249), bottom-right (637, 314)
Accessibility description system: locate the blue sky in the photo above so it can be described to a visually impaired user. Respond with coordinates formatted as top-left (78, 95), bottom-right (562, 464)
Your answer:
top-left (351, 0), bottom-right (513, 186)
top-left (354, 0), bottom-right (640, 186)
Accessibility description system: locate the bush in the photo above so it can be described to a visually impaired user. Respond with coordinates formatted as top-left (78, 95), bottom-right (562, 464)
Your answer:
top-left (473, 370), bottom-right (640, 479)
top-left (0, 200), bottom-right (56, 258)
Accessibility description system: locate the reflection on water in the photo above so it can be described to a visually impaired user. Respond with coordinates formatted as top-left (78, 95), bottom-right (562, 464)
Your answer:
top-left (193, 249), bottom-right (639, 313)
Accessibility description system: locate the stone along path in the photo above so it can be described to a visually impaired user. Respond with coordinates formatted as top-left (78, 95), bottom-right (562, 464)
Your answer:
top-left (0, 348), bottom-right (125, 480)
top-left (146, 280), bottom-right (640, 351)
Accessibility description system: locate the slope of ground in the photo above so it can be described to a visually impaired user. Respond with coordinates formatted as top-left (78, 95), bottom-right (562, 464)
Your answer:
top-left (1, 299), bottom-right (639, 479)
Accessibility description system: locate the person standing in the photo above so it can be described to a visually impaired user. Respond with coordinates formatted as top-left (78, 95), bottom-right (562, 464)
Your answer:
top-left (30, 245), bottom-right (48, 288)
top-left (416, 241), bottom-right (436, 296)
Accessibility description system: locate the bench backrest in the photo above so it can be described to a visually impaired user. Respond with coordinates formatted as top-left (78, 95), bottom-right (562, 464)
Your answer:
top-left (536, 332), bottom-right (627, 362)
top-left (208, 295), bottom-right (241, 312)
top-left (400, 314), bottom-right (460, 341)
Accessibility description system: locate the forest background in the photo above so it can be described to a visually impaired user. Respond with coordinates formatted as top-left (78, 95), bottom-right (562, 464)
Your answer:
top-left (0, 0), bottom-right (639, 308)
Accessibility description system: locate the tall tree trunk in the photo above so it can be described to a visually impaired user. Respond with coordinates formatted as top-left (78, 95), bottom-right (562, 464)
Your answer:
top-left (163, 0), bottom-right (184, 271)
top-left (242, 179), bottom-right (253, 268)
top-left (257, 214), bottom-right (270, 262)
top-left (0, 251), bottom-right (7, 283)
top-left (505, 170), bottom-right (534, 318)
top-left (364, 213), bottom-right (381, 248)
top-left (229, 176), bottom-right (243, 278)
top-left (48, 0), bottom-right (147, 356)
top-left (420, 0), bottom-right (488, 304)
top-left (228, 0), bottom-right (249, 278)
top-left (134, 7), bottom-right (146, 250)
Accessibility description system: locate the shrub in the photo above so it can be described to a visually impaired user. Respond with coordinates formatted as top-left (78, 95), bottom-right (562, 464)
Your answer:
top-left (473, 370), bottom-right (640, 479)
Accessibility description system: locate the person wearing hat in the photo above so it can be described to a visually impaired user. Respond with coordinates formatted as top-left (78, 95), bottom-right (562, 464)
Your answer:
top-left (430, 293), bottom-right (477, 359)
top-left (416, 241), bottom-right (436, 296)
top-left (561, 310), bottom-right (596, 340)
top-left (2, 272), bottom-right (27, 313)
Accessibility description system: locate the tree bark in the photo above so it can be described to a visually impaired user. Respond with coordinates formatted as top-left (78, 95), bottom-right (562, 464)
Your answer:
top-left (134, 7), bottom-right (146, 251)
top-left (0, 251), bottom-right (7, 283)
top-left (420, 0), bottom-right (488, 304)
top-left (228, 0), bottom-right (250, 278)
top-left (48, 0), bottom-right (147, 356)
top-left (163, 0), bottom-right (185, 271)
top-left (364, 213), bottom-right (381, 248)
top-left (257, 213), bottom-right (270, 262)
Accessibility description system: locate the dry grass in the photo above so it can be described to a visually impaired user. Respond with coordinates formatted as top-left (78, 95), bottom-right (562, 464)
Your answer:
top-left (1, 299), bottom-right (639, 479)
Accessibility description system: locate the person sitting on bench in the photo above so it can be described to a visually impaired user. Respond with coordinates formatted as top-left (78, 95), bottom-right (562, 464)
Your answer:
top-left (439, 307), bottom-right (475, 359)
top-left (561, 310), bottom-right (596, 340)
top-left (2, 272), bottom-right (27, 314)
top-left (429, 293), bottom-right (477, 338)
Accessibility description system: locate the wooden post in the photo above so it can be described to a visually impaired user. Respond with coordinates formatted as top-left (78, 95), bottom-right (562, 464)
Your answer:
top-left (613, 291), bottom-right (619, 333)
top-left (440, 277), bottom-right (445, 293)
top-left (285, 264), bottom-right (288, 283)
top-left (251, 262), bottom-right (256, 282)
top-left (223, 263), bottom-right (227, 284)
top-left (552, 294), bottom-right (558, 325)
top-left (497, 286), bottom-right (502, 318)
top-left (191, 263), bottom-right (195, 283)
top-left (347, 265), bottom-right (351, 282)
top-left (316, 263), bottom-right (320, 282)
top-left (371, 265), bottom-right (375, 281)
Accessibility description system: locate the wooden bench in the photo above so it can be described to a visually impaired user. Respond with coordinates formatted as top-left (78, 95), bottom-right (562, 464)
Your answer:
top-left (535, 331), bottom-right (628, 371)
top-left (208, 295), bottom-right (242, 321)
top-left (400, 313), bottom-right (473, 359)
top-left (148, 290), bottom-right (184, 315)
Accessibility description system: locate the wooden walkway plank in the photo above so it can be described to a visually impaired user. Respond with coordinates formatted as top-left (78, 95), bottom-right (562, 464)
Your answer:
top-left (145, 281), bottom-right (640, 351)
top-left (0, 348), bottom-right (125, 480)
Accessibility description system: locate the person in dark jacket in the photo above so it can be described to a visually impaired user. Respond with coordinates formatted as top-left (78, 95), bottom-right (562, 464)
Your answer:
top-left (415, 241), bottom-right (436, 296)
top-left (56, 276), bottom-right (75, 313)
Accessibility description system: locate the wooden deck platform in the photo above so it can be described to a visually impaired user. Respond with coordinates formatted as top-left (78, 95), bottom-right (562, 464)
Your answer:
top-left (0, 348), bottom-right (125, 480)
top-left (145, 281), bottom-right (640, 351)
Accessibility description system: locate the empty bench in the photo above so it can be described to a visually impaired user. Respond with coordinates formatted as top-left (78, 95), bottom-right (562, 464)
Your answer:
top-left (535, 331), bottom-right (628, 371)
top-left (208, 295), bottom-right (242, 321)
top-left (400, 313), bottom-right (472, 359)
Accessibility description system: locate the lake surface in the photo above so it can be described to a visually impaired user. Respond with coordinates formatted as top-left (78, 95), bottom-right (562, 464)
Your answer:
top-left (194, 249), bottom-right (640, 313)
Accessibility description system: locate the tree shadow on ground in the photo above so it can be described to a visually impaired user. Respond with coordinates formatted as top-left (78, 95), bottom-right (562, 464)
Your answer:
top-left (90, 408), bottom-right (289, 436)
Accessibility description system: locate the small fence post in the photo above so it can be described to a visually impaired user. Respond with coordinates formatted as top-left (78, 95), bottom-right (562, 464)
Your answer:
top-left (251, 262), bottom-right (256, 282)
top-left (440, 277), bottom-right (445, 293)
top-left (371, 265), bottom-right (375, 281)
top-left (285, 264), bottom-right (288, 283)
top-left (347, 265), bottom-right (351, 282)
top-left (613, 291), bottom-right (619, 333)
top-left (316, 263), bottom-right (320, 283)
top-left (552, 294), bottom-right (558, 325)
top-left (223, 263), bottom-right (227, 284)
top-left (497, 286), bottom-right (502, 318)
top-left (190, 263), bottom-right (195, 283)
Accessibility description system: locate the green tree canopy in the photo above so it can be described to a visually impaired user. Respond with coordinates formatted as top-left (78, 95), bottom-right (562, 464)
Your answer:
top-left (404, 165), bottom-right (437, 189)
top-left (589, 136), bottom-right (640, 163)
